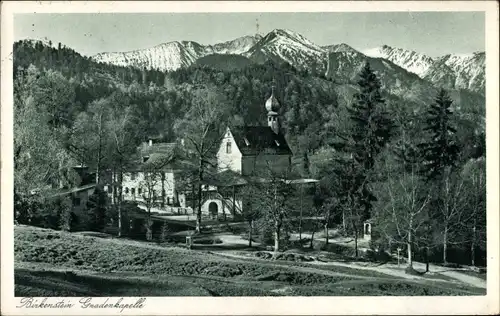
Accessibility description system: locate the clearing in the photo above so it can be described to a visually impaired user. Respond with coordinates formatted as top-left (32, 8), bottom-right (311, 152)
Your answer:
top-left (14, 225), bottom-right (486, 296)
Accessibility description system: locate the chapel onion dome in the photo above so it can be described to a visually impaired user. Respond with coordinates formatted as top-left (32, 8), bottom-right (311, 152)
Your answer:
top-left (265, 92), bottom-right (281, 112)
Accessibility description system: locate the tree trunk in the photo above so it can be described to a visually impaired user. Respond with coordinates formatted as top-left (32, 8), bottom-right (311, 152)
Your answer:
top-left (324, 221), bottom-right (329, 245)
top-left (274, 225), bottom-right (280, 254)
top-left (145, 216), bottom-right (153, 241)
top-left (117, 201), bottom-right (122, 237)
top-left (117, 170), bottom-right (123, 237)
top-left (111, 171), bottom-right (116, 205)
top-left (408, 217), bottom-right (413, 267)
top-left (471, 219), bottom-right (476, 266)
top-left (425, 221), bottom-right (430, 272)
top-left (232, 185), bottom-right (236, 216)
top-left (248, 220), bottom-right (253, 247)
top-left (353, 223), bottom-right (359, 258)
top-left (407, 242), bottom-right (413, 268)
top-left (298, 185), bottom-right (303, 242)
top-left (221, 198), bottom-right (226, 221)
top-left (342, 209), bottom-right (346, 233)
top-left (325, 208), bottom-right (330, 245)
top-left (96, 113), bottom-right (103, 184)
top-left (443, 225), bottom-right (448, 264)
top-left (310, 229), bottom-right (315, 249)
top-left (161, 173), bottom-right (165, 208)
top-left (196, 165), bottom-right (203, 233)
top-left (425, 246), bottom-right (430, 272)
top-left (191, 180), bottom-right (196, 211)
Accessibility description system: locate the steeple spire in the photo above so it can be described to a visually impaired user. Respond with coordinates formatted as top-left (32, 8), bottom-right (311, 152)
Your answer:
top-left (265, 79), bottom-right (280, 134)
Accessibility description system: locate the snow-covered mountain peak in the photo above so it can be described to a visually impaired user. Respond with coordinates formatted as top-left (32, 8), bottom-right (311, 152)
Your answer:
top-left (92, 34), bottom-right (264, 71)
top-left (323, 43), bottom-right (360, 54)
top-left (212, 34), bottom-right (263, 55)
top-left (243, 28), bottom-right (326, 71)
top-left (362, 45), bottom-right (435, 77)
top-left (88, 29), bottom-right (485, 93)
top-left (261, 29), bottom-right (323, 52)
top-left (431, 52), bottom-right (485, 92)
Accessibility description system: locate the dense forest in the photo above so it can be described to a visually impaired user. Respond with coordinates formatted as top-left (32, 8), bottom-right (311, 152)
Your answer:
top-left (13, 39), bottom-right (486, 267)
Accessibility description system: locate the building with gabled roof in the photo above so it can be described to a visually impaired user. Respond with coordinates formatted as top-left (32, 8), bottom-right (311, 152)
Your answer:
top-left (200, 87), bottom-right (295, 220)
top-left (117, 140), bottom-right (191, 213)
top-left (217, 88), bottom-right (293, 177)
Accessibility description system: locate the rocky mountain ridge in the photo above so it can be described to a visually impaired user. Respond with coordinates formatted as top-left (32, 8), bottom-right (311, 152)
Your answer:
top-left (30, 28), bottom-right (484, 93)
top-left (363, 45), bottom-right (485, 93)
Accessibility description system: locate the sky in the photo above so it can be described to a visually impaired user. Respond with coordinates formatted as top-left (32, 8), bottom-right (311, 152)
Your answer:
top-left (14, 12), bottom-right (485, 58)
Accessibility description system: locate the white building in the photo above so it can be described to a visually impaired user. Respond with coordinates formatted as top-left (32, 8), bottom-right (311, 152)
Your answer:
top-left (118, 140), bottom-right (190, 214)
top-left (199, 88), bottom-right (293, 219)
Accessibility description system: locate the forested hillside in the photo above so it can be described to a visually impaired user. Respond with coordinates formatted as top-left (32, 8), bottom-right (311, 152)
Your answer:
top-left (13, 39), bottom-right (486, 267)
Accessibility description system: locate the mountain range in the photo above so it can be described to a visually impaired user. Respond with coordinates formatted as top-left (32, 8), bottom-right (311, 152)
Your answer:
top-left (92, 29), bottom-right (485, 94)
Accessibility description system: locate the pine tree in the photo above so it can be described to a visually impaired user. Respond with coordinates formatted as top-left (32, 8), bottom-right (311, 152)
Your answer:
top-left (418, 88), bottom-right (460, 181)
top-left (333, 62), bottom-right (394, 257)
top-left (346, 62), bottom-right (394, 220)
top-left (418, 88), bottom-right (461, 264)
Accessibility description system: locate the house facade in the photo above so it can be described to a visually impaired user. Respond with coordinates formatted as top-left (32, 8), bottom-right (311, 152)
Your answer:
top-left (200, 88), bottom-right (293, 219)
top-left (115, 140), bottom-right (190, 213)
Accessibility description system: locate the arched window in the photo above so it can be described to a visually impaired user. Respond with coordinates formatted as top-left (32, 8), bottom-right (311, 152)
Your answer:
top-left (125, 187), bottom-right (129, 194)
top-left (226, 141), bottom-right (232, 154)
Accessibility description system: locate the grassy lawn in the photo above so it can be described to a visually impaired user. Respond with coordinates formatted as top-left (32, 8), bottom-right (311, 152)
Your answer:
top-left (14, 225), bottom-right (486, 296)
top-left (457, 270), bottom-right (487, 281)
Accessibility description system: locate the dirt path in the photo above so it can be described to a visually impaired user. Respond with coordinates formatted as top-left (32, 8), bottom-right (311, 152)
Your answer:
top-left (215, 252), bottom-right (414, 280)
top-left (440, 271), bottom-right (486, 289)
top-left (209, 251), bottom-right (375, 280)
top-left (409, 261), bottom-right (486, 289)
top-left (290, 232), bottom-right (487, 290)
top-left (67, 230), bottom-right (487, 290)
top-left (211, 251), bottom-right (485, 291)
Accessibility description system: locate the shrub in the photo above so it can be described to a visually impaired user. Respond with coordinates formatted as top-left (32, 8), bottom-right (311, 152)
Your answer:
top-left (256, 218), bottom-right (274, 245)
top-left (55, 196), bottom-right (73, 232)
top-left (14, 192), bottom-right (41, 225)
top-left (86, 188), bottom-right (109, 232)
top-left (159, 222), bottom-right (170, 243)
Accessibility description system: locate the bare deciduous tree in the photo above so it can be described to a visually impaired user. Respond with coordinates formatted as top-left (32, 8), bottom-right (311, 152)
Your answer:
top-left (107, 106), bottom-right (140, 237)
top-left (139, 156), bottom-right (176, 241)
top-left (377, 162), bottom-right (431, 268)
top-left (174, 86), bottom-right (229, 233)
top-left (248, 164), bottom-right (296, 254)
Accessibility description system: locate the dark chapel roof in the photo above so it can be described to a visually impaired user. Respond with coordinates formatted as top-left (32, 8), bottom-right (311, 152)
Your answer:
top-left (230, 126), bottom-right (292, 156)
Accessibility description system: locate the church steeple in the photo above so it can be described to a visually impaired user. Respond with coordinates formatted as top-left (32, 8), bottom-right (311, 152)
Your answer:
top-left (265, 81), bottom-right (280, 134)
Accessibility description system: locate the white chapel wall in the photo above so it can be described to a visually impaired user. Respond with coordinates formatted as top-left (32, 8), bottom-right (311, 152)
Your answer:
top-left (216, 128), bottom-right (242, 173)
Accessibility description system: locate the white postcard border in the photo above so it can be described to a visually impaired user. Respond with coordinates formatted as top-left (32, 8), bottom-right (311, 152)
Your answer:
top-left (1, 1), bottom-right (499, 315)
